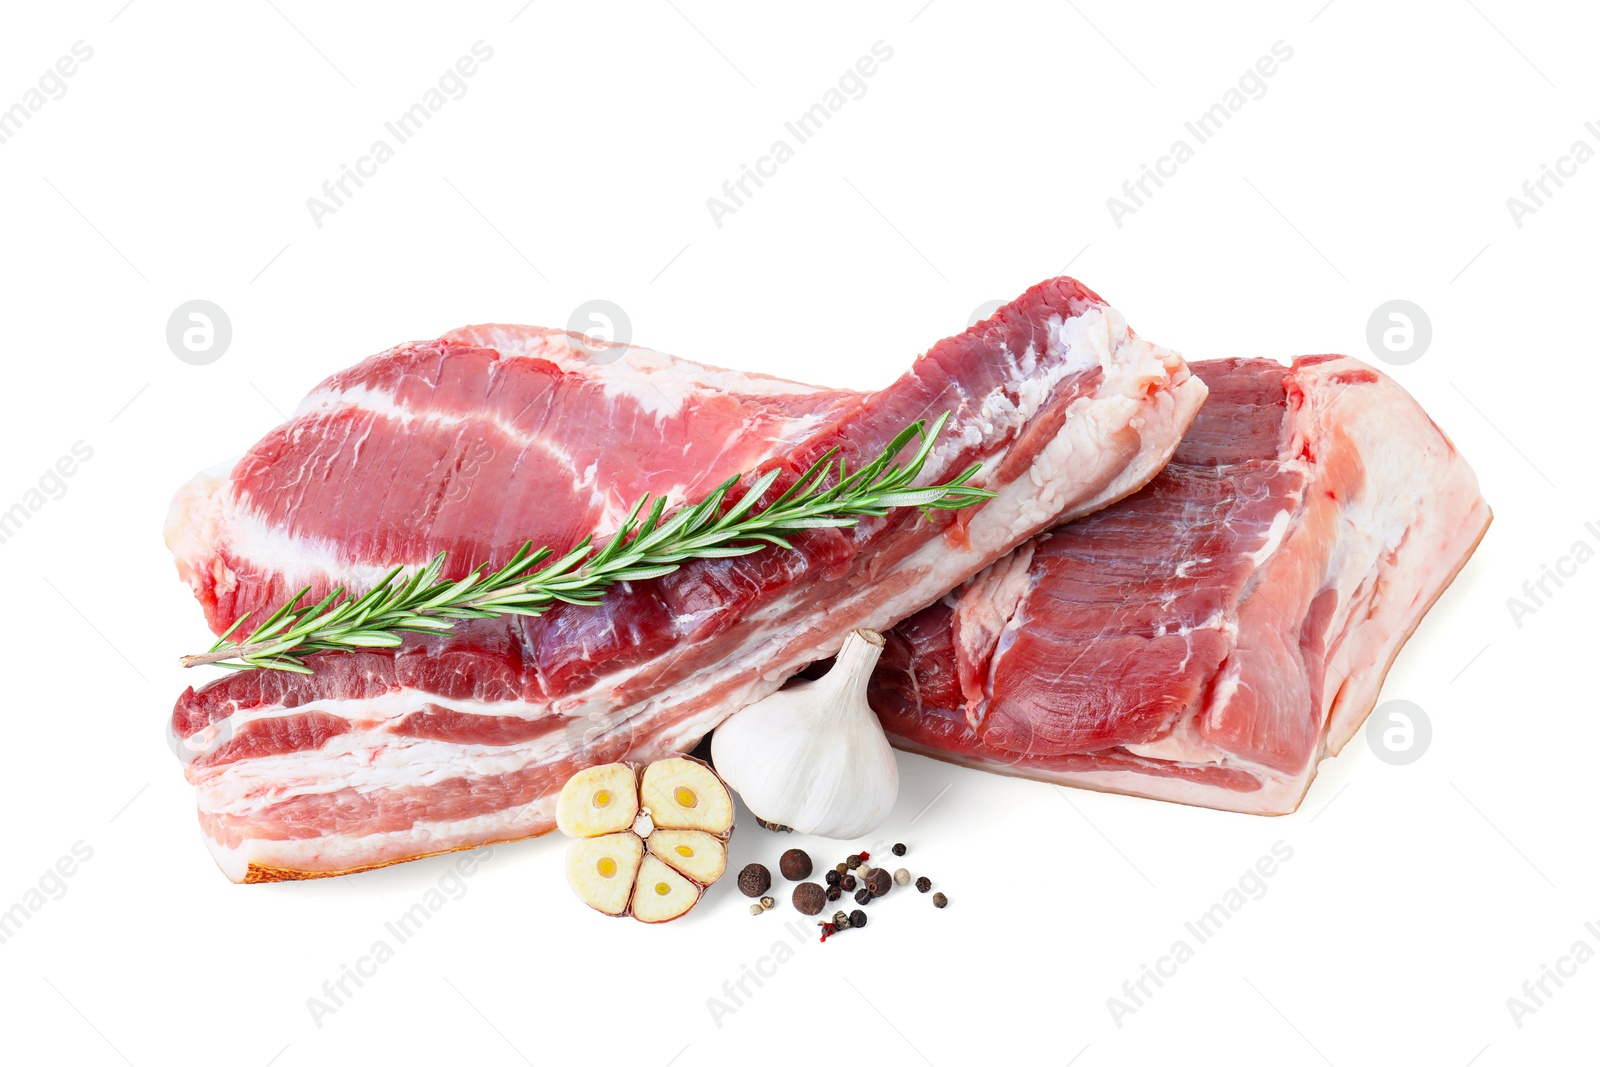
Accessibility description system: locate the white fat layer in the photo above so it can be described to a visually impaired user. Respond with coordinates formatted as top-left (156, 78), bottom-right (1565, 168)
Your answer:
top-left (217, 496), bottom-right (433, 590)
top-left (1152, 608), bottom-right (1234, 640)
top-left (890, 735), bottom-right (1313, 816)
top-left (1245, 507), bottom-right (1295, 566)
top-left (954, 543), bottom-right (1037, 655)
top-left (292, 382), bottom-right (579, 457)
top-left (958, 306), bottom-right (1181, 452)
top-left (186, 687), bottom-right (619, 816)
top-left (438, 325), bottom-right (832, 420)
top-left (949, 543), bottom-right (1038, 729)
top-left (177, 687), bottom-right (585, 747)
top-left (1290, 358), bottom-right (1490, 757)
top-left (163, 466), bottom-right (233, 590)
top-left (195, 728), bottom-right (562, 815)
top-left (205, 793), bottom-right (556, 882)
top-left (1124, 658), bottom-right (1245, 766)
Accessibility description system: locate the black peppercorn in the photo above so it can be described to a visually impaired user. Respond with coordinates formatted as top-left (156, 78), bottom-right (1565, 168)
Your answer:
top-left (737, 863), bottom-right (772, 898)
top-left (854, 888), bottom-right (872, 905)
top-left (826, 886), bottom-right (842, 901)
top-left (932, 892), bottom-right (948, 908)
top-left (866, 868), bottom-right (892, 897)
top-left (792, 882), bottom-right (826, 915)
top-left (825, 869), bottom-right (841, 886)
top-left (892, 842), bottom-right (906, 856)
top-left (849, 908), bottom-right (867, 928)
top-left (841, 875), bottom-right (857, 892)
top-left (915, 876), bottom-right (931, 893)
top-left (779, 848), bottom-right (813, 881)
top-left (846, 854), bottom-right (864, 870)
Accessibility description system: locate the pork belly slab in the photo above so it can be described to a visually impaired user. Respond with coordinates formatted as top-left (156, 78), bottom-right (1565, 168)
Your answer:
top-left (166, 278), bottom-right (1206, 881)
top-left (870, 356), bottom-right (1490, 814)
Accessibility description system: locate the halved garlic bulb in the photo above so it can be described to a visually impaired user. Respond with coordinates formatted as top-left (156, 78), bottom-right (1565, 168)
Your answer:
top-left (556, 756), bottom-right (733, 922)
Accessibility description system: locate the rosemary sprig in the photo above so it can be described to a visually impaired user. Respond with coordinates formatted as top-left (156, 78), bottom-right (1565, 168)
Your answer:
top-left (181, 412), bottom-right (992, 673)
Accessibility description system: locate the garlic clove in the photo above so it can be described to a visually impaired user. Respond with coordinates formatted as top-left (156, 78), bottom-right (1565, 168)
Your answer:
top-left (630, 855), bottom-right (702, 923)
top-left (711, 629), bottom-right (899, 840)
top-left (565, 833), bottom-right (644, 916)
top-left (646, 829), bottom-right (727, 884)
top-left (639, 757), bottom-right (735, 834)
top-left (556, 763), bottom-right (640, 838)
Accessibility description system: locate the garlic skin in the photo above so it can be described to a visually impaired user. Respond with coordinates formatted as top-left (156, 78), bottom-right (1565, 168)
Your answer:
top-left (711, 629), bottom-right (899, 840)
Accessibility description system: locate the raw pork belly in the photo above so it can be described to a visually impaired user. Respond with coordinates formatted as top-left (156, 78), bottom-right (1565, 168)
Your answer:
top-left (870, 356), bottom-right (1490, 814)
top-left (166, 278), bottom-right (1207, 881)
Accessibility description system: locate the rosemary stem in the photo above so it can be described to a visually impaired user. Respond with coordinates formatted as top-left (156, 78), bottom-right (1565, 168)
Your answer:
top-left (180, 646), bottom-right (274, 669)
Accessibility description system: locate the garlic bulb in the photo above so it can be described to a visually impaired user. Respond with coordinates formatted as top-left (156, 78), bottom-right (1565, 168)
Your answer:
top-left (711, 629), bottom-right (899, 839)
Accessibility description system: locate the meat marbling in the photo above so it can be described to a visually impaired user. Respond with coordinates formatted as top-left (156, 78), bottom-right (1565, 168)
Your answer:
top-left (165, 278), bottom-right (1206, 881)
top-left (869, 356), bottom-right (1490, 814)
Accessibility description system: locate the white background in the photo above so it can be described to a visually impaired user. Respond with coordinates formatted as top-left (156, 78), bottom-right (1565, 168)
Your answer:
top-left (0, 2), bottom-right (1593, 1064)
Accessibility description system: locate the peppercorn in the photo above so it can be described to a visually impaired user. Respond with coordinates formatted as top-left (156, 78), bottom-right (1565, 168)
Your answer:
top-left (866, 868), bottom-right (892, 897)
top-left (833, 910), bottom-right (851, 929)
top-left (819, 921), bottom-right (838, 942)
top-left (737, 863), bottom-right (772, 897)
top-left (932, 892), bottom-right (948, 908)
top-left (749, 903), bottom-right (764, 916)
top-left (835, 862), bottom-right (849, 875)
top-left (760, 896), bottom-right (775, 910)
top-left (915, 876), bottom-right (931, 893)
top-left (779, 848), bottom-right (813, 881)
top-left (893, 868), bottom-right (911, 886)
top-left (793, 882), bottom-right (826, 915)
top-left (825, 870), bottom-right (841, 886)
top-left (849, 909), bottom-right (867, 929)
top-left (892, 842), bottom-right (906, 856)
top-left (841, 875), bottom-right (856, 892)
top-left (846, 854), bottom-right (864, 870)
top-left (854, 888), bottom-right (872, 905)
top-left (826, 886), bottom-right (842, 901)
